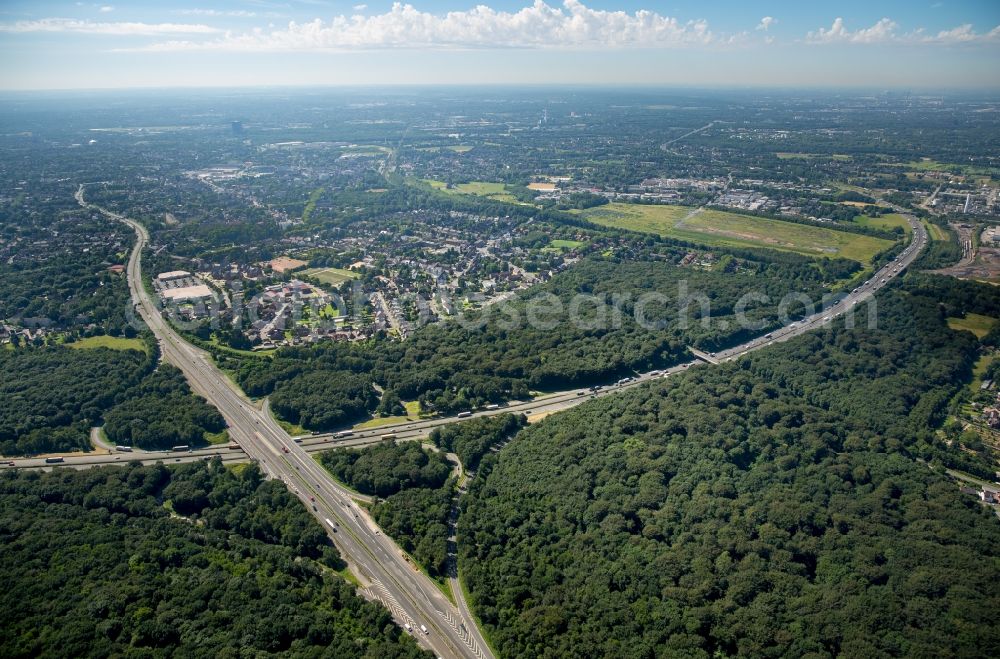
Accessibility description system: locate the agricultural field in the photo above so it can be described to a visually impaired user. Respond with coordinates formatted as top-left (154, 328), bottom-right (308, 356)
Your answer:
top-left (577, 203), bottom-right (893, 262)
top-left (66, 335), bottom-right (148, 353)
top-left (300, 266), bottom-right (359, 286)
top-left (853, 212), bottom-right (912, 234)
top-left (947, 313), bottom-right (998, 339)
top-left (423, 179), bottom-right (521, 203)
top-left (902, 158), bottom-right (1000, 178)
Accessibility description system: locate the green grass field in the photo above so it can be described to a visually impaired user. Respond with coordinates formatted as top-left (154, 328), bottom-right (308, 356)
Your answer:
top-left (947, 313), bottom-right (998, 339)
top-left (549, 239), bottom-right (586, 250)
top-left (902, 158), bottom-right (1000, 177)
top-left (451, 181), bottom-right (506, 195)
top-left (577, 203), bottom-right (892, 262)
top-left (318, 303), bottom-right (341, 319)
top-left (66, 335), bottom-right (148, 353)
top-left (353, 400), bottom-right (422, 430)
top-left (923, 221), bottom-right (947, 241)
top-left (423, 179), bottom-right (522, 204)
top-left (301, 187), bottom-right (323, 223)
top-left (300, 267), bottom-right (360, 286)
top-left (204, 429), bottom-right (230, 445)
top-left (274, 417), bottom-right (309, 437)
top-left (967, 351), bottom-right (998, 394)
top-left (853, 212), bottom-right (911, 234)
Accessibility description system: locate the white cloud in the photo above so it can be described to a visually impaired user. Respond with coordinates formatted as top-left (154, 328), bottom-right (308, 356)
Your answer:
top-left (927, 23), bottom-right (977, 43)
top-left (126, 1), bottom-right (719, 52)
top-left (352, 4), bottom-right (367, 11)
top-left (0, 18), bottom-right (221, 35)
top-left (807, 17), bottom-right (897, 44)
top-left (176, 9), bottom-right (260, 18)
top-left (99, 5), bottom-right (114, 12)
top-left (807, 16), bottom-right (1000, 45)
top-left (920, 23), bottom-right (1000, 44)
top-left (756, 16), bottom-right (775, 32)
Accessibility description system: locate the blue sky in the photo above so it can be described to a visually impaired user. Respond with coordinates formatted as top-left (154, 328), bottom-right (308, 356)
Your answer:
top-left (0, 1), bottom-right (998, 89)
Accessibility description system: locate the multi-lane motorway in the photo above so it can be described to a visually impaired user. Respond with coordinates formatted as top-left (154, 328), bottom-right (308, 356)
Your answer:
top-left (69, 187), bottom-right (493, 659)
top-left (8, 189), bottom-right (925, 657)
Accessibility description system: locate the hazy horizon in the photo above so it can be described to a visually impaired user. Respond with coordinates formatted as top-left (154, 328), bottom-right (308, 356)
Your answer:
top-left (1, 0), bottom-right (998, 90)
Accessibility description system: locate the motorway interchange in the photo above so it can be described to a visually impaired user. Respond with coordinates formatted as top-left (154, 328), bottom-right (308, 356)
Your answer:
top-left (2, 190), bottom-right (926, 658)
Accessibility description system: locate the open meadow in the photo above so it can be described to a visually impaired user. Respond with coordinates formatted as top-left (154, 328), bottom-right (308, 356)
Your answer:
top-left (300, 267), bottom-right (359, 286)
top-left (577, 203), bottom-right (893, 262)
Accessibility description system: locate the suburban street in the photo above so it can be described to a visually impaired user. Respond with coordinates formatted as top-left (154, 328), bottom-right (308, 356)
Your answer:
top-left (5, 187), bottom-right (926, 657)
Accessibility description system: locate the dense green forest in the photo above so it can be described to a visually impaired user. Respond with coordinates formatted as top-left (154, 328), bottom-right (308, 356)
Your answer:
top-left (430, 414), bottom-right (527, 472)
top-left (0, 460), bottom-right (429, 658)
top-left (319, 440), bottom-right (452, 498)
top-left (0, 343), bottom-right (227, 456)
top-left (229, 256), bottom-right (837, 430)
top-left (0, 344), bottom-right (154, 455)
top-left (103, 365), bottom-right (226, 450)
top-left (457, 284), bottom-right (1000, 658)
top-left (913, 225), bottom-right (963, 270)
top-left (319, 441), bottom-right (455, 577)
top-left (371, 479), bottom-right (455, 579)
top-left (270, 370), bottom-right (379, 431)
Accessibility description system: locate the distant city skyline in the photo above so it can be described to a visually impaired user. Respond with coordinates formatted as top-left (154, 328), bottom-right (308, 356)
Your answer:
top-left (1, 0), bottom-right (998, 90)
